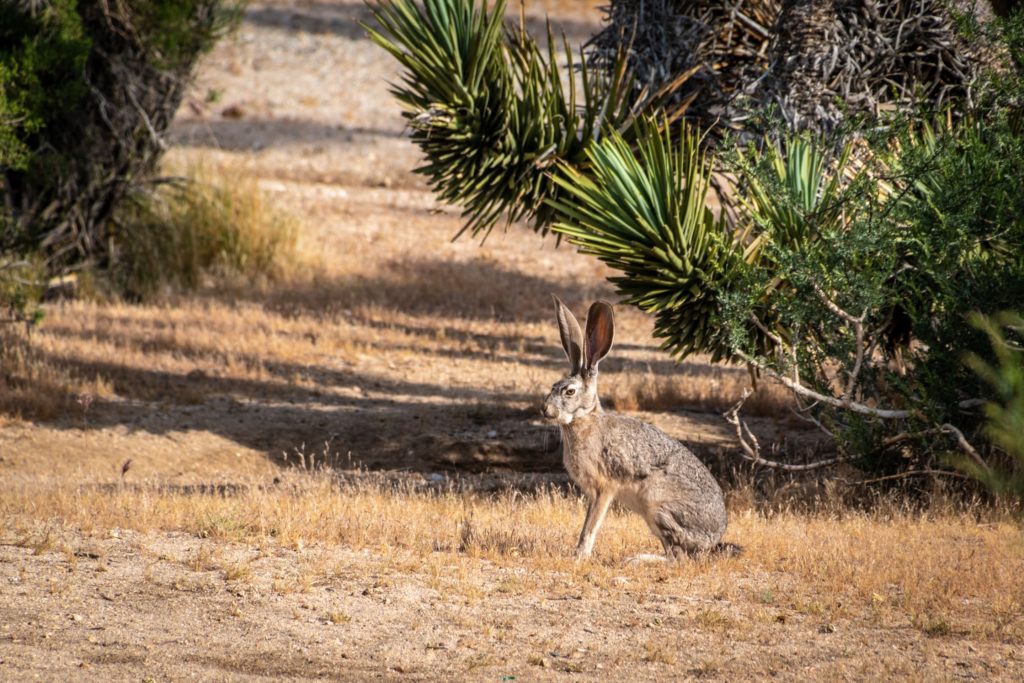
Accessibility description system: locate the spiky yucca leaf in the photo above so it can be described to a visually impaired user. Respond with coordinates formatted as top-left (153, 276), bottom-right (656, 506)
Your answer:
top-left (365, 0), bottom-right (634, 238)
top-left (739, 136), bottom-right (854, 247)
top-left (550, 120), bottom-right (754, 360)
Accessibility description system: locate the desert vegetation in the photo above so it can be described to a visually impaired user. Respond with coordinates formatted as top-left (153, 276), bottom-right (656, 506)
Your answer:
top-left (1, 1), bottom-right (1023, 680)
top-left (371, 0), bottom-right (1024, 485)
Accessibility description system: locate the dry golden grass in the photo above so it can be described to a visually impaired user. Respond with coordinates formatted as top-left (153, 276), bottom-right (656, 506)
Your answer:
top-left (110, 158), bottom-right (300, 298)
top-left (0, 328), bottom-right (114, 423)
top-left (0, 155), bottom-right (763, 457)
top-left (3, 470), bottom-right (1021, 645)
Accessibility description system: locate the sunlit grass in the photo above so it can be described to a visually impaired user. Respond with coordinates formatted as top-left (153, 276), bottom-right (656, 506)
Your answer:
top-left (2, 469), bottom-right (1021, 643)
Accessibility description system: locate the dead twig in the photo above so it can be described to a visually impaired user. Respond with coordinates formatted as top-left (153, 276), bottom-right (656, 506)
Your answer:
top-left (724, 389), bottom-right (852, 471)
top-left (844, 469), bottom-right (972, 486)
top-left (735, 350), bottom-right (911, 419)
top-left (940, 423), bottom-right (992, 476)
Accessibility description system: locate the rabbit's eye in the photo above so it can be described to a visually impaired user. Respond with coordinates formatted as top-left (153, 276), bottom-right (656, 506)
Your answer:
top-left (564, 387), bottom-right (576, 396)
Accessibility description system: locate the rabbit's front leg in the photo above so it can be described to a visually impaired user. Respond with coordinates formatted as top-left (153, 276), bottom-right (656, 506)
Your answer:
top-left (575, 489), bottom-right (614, 558)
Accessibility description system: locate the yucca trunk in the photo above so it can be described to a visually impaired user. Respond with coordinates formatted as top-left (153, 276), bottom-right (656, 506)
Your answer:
top-left (594, 0), bottom-right (990, 136)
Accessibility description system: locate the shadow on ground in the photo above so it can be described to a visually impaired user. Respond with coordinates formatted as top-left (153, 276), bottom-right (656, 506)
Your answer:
top-left (222, 256), bottom-right (609, 324)
top-left (31, 348), bottom-right (562, 474)
top-left (11, 257), bottom-right (768, 477)
top-left (168, 119), bottom-right (404, 152)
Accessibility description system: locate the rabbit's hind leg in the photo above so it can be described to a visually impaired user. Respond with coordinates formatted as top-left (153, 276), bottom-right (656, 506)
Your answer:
top-left (652, 508), bottom-right (719, 558)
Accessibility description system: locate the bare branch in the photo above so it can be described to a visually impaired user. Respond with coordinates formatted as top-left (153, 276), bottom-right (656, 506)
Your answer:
top-left (846, 469), bottom-right (972, 486)
top-left (957, 398), bottom-right (986, 410)
top-left (808, 283), bottom-right (869, 403)
top-left (811, 282), bottom-right (862, 325)
top-left (0, 260), bottom-right (32, 272)
top-left (750, 313), bottom-right (786, 350)
top-left (735, 350), bottom-right (911, 419)
top-left (125, 84), bottom-right (167, 152)
top-left (788, 405), bottom-right (834, 438)
top-left (790, 326), bottom-right (801, 387)
top-left (842, 307), bottom-right (869, 402)
top-left (724, 389), bottom-right (852, 471)
top-left (940, 423), bottom-right (992, 475)
top-left (724, 389), bottom-right (760, 461)
top-left (881, 427), bottom-right (944, 449)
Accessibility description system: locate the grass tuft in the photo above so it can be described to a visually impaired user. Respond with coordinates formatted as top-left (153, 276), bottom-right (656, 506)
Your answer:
top-left (110, 161), bottom-right (299, 299)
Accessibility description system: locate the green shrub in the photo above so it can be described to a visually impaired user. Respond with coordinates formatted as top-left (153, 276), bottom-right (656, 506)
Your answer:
top-left (1, 0), bottom-right (242, 270)
top-left (0, 1), bottom-right (89, 172)
top-left (716, 114), bottom-right (1024, 471)
top-left (371, 0), bottom-right (1024, 474)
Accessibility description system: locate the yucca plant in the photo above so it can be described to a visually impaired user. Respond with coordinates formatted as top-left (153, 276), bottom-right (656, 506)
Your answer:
top-left (738, 135), bottom-right (855, 248)
top-left (365, 0), bottom-right (636, 239)
top-left (550, 119), bottom-right (758, 360)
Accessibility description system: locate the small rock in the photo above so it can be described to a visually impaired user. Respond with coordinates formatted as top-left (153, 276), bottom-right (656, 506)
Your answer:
top-left (221, 104), bottom-right (245, 119)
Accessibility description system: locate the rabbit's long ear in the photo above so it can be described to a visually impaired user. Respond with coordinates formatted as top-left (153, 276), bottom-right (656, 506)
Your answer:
top-left (585, 301), bottom-right (614, 371)
top-left (553, 295), bottom-right (584, 374)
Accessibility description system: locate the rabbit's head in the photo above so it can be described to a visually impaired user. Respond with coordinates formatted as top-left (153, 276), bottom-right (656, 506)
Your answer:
top-left (543, 296), bottom-right (614, 425)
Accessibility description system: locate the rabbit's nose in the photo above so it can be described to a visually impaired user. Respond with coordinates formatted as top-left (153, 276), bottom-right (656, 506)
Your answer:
top-left (542, 404), bottom-right (557, 419)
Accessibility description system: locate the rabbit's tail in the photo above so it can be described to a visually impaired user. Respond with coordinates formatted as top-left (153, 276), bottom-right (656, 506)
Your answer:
top-left (714, 542), bottom-right (743, 557)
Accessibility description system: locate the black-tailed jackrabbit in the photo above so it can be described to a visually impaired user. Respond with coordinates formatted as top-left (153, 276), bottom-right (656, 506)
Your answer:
top-left (542, 296), bottom-right (730, 559)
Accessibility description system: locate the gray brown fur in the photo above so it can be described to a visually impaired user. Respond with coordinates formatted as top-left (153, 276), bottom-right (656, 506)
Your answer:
top-left (543, 297), bottom-right (728, 559)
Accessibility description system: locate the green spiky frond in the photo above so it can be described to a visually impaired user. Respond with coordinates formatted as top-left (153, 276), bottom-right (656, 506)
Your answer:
top-left (550, 120), bottom-right (756, 360)
top-left (739, 135), bottom-right (855, 247)
top-left (365, 0), bottom-right (634, 238)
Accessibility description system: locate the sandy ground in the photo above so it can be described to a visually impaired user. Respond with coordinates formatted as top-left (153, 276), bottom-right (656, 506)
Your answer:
top-left (3, 525), bottom-right (1020, 682)
top-left (2, 1), bottom-right (1022, 681)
